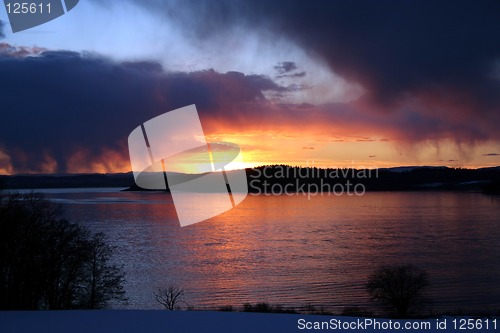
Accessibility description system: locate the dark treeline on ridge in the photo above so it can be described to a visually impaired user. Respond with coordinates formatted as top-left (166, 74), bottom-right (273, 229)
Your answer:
top-left (246, 165), bottom-right (500, 193)
top-left (1, 165), bottom-right (499, 194)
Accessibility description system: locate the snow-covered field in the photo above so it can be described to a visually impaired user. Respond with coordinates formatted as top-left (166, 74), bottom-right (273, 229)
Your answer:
top-left (0, 310), bottom-right (475, 333)
top-left (2, 310), bottom-right (295, 333)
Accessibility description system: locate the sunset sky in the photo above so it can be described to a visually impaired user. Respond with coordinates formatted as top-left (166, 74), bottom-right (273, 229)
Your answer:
top-left (1, 0), bottom-right (500, 174)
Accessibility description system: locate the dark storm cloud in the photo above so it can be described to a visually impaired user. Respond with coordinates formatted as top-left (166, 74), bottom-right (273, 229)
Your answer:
top-left (274, 61), bottom-right (297, 75)
top-left (257, 0), bottom-right (500, 109)
top-left (161, 0), bottom-right (500, 106)
top-left (278, 71), bottom-right (306, 79)
top-left (123, 0), bottom-right (500, 141)
top-left (3, 1), bottom-right (500, 172)
top-left (274, 61), bottom-right (306, 79)
top-left (0, 20), bottom-right (5, 39)
top-left (0, 46), bottom-right (284, 173)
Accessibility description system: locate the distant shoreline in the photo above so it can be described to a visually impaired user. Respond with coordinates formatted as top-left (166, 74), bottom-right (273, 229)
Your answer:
top-left (1, 165), bottom-right (499, 195)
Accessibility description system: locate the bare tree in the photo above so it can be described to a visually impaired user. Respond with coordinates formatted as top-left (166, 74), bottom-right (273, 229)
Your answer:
top-left (366, 264), bottom-right (430, 317)
top-left (0, 192), bottom-right (127, 310)
top-left (80, 233), bottom-right (127, 309)
top-left (155, 285), bottom-right (186, 310)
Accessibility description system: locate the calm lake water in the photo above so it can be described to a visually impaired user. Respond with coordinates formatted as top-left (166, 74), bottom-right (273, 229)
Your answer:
top-left (26, 189), bottom-right (500, 314)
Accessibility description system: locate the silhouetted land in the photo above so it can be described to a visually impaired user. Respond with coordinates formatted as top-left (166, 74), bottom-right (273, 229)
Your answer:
top-left (1, 166), bottom-right (499, 194)
top-left (0, 173), bottom-right (133, 189)
top-left (245, 165), bottom-right (500, 193)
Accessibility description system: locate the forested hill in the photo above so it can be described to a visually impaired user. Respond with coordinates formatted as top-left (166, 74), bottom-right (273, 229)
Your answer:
top-left (245, 165), bottom-right (500, 193)
top-left (1, 166), bottom-right (499, 194)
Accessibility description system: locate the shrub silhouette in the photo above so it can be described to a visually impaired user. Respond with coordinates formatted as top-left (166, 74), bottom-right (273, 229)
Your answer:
top-left (242, 302), bottom-right (297, 314)
top-left (366, 264), bottom-right (430, 317)
top-left (341, 306), bottom-right (374, 317)
top-left (0, 192), bottom-right (126, 309)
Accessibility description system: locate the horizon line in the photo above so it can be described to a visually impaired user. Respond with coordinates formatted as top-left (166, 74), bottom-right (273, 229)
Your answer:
top-left (2, 164), bottom-right (499, 177)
